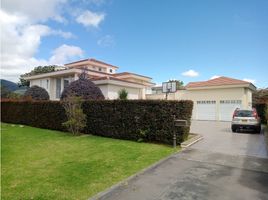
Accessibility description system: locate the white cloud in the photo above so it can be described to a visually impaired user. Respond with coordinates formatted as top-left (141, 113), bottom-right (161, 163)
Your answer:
top-left (97, 35), bottom-right (115, 47)
top-left (1, 44), bottom-right (84, 82)
top-left (0, 8), bottom-right (79, 82)
top-left (76, 10), bottom-right (105, 27)
top-left (210, 75), bottom-right (220, 79)
top-left (0, 1), bottom-right (106, 82)
top-left (49, 44), bottom-right (84, 64)
top-left (243, 78), bottom-right (256, 84)
top-left (2, 0), bottom-right (67, 23)
top-left (182, 69), bottom-right (199, 77)
top-left (50, 30), bottom-right (75, 39)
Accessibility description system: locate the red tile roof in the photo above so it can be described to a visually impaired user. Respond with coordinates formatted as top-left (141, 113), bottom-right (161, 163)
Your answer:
top-left (65, 58), bottom-right (118, 68)
top-left (90, 76), bottom-right (145, 86)
top-left (113, 72), bottom-right (151, 79)
top-left (186, 76), bottom-right (251, 88)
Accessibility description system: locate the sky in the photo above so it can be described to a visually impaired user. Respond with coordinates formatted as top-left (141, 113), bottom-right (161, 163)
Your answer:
top-left (1, 0), bottom-right (268, 88)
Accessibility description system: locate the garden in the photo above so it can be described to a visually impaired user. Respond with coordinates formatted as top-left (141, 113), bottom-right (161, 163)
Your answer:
top-left (1, 73), bottom-right (193, 199)
top-left (1, 123), bottom-right (174, 200)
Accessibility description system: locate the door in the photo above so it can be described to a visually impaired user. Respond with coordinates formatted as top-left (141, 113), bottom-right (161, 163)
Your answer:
top-left (196, 100), bottom-right (216, 120)
top-left (219, 100), bottom-right (242, 121)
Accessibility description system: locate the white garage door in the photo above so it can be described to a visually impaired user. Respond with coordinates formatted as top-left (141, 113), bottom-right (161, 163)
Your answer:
top-left (219, 100), bottom-right (242, 121)
top-left (196, 100), bottom-right (216, 120)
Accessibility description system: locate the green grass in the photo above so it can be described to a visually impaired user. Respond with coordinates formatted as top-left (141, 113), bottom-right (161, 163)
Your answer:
top-left (1, 123), bottom-right (174, 200)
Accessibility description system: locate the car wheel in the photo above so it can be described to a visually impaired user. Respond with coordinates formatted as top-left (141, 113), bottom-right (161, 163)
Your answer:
top-left (231, 126), bottom-right (236, 133)
top-left (255, 126), bottom-right (261, 134)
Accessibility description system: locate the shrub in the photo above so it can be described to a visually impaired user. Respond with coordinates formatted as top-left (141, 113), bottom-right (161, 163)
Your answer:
top-left (61, 73), bottom-right (104, 100)
top-left (24, 85), bottom-right (49, 100)
top-left (1, 101), bottom-right (66, 131)
top-left (62, 96), bottom-right (86, 135)
top-left (118, 89), bottom-right (128, 100)
top-left (1, 100), bottom-right (193, 145)
top-left (254, 103), bottom-right (267, 124)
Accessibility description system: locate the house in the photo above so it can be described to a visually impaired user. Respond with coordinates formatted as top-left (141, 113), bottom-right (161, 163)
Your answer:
top-left (146, 76), bottom-right (256, 121)
top-left (23, 58), bottom-right (154, 100)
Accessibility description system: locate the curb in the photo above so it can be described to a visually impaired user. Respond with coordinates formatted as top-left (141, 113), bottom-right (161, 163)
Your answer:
top-left (180, 133), bottom-right (203, 149)
top-left (88, 151), bottom-right (179, 200)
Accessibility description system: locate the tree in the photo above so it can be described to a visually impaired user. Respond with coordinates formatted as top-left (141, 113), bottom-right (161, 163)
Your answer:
top-left (24, 85), bottom-right (50, 100)
top-left (252, 88), bottom-right (268, 104)
top-left (18, 65), bottom-right (59, 87)
top-left (61, 72), bottom-right (105, 100)
top-left (168, 79), bottom-right (184, 90)
top-left (1, 85), bottom-right (11, 98)
top-left (62, 96), bottom-right (86, 136)
top-left (118, 88), bottom-right (128, 100)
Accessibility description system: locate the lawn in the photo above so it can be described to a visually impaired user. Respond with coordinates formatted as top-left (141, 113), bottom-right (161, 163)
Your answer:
top-left (1, 123), bottom-right (174, 200)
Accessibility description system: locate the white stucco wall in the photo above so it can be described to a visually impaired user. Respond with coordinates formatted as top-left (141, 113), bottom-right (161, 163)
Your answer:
top-left (145, 87), bottom-right (253, 121)
top-left (106, 85), bottom-right (141, 99)
top-left (30, 78), bottom-right (50, 92)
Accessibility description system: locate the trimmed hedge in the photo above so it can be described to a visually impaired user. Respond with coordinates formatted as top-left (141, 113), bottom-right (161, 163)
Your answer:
top-left (1, 100), bottom-right (193, 144)
top-left (254, 103), bottom-right (267, 124)
top-left (1, 101), bottom-right (67, 131)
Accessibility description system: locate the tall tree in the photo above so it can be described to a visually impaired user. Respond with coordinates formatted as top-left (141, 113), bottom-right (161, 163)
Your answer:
top-left (18, 65), bottom-right (60, 87)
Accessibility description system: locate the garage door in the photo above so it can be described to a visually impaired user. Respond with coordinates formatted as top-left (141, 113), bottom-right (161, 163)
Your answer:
top-left (196, 100), bottom-right (216, 120)
top-left (219, 100), bottom-right (242, 121)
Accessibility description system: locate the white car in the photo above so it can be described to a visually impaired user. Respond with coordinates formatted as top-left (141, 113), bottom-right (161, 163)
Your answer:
top-left (231, 109), bottom-right (261, 133)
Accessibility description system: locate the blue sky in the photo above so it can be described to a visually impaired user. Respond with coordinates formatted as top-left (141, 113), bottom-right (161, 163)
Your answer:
top-left (1, 0), bottom-right (268, 88)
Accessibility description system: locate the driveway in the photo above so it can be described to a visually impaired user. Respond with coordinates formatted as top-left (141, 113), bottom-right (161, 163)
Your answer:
top-left (190, 120), bottom-right (268, 158)
top-left (91, 121), bottom-right (268, 200)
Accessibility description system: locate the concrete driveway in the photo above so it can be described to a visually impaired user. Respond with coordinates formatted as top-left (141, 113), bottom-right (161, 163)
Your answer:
top-left (190, 120), bottom-right (268, 158)
top-left (91, 121), bottom-right (268, 200)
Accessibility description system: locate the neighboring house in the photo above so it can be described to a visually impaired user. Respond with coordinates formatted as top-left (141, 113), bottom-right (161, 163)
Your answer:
top-left (23, 58), bottom-right (154, 100)
top-left (146, 77), bottom-right (256, 121)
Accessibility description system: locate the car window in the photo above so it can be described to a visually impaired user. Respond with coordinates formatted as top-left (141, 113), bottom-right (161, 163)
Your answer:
top-left (235, 110), bottom-right (254, 117)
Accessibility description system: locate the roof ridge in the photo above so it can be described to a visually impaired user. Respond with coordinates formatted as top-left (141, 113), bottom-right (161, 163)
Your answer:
top-left (186, 76), bottom-right (252, 89)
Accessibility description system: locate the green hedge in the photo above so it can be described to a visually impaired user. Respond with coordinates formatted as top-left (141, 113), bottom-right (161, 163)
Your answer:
top-left (254, 103), bottom-right (267, 124)
top-left (1, 100), bottom-right (193, 144)
top-left (1, 101), bottom-right (67, 131)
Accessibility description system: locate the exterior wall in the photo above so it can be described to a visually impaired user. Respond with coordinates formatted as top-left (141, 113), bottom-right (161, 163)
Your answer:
top-left (101, 84), bottom-right (141, 100)
top-left (180, 88), bottom-right (245, 120)
top-left (146, 93), bottom-right (176, 100)
top-left (145, 87), bottom-right (253, 121)
top-left (97, 85), bottom-right (109, 99)
top-left (30, 78), bottom-right (50, 93)
top-left (30, 76), bottom-right (75, 100)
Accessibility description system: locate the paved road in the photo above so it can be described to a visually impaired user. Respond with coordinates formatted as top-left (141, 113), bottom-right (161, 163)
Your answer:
top-left (190, 120), bottom-right (268, 158)
top-left (91, 121), bottom-right (268, 200)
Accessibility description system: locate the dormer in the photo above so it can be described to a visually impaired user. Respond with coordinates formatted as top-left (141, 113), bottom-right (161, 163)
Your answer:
top-left (65, 58), bottom-right (119, 74)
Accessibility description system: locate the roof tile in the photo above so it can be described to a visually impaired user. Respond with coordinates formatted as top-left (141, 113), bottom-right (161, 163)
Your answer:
top-left (186, 76), bottom-right (250, 88)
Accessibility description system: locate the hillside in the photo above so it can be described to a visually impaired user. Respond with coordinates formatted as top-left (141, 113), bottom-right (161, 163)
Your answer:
top-left (0, 79), bottom-right (19, 91)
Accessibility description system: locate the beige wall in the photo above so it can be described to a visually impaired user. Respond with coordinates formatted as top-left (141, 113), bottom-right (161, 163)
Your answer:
top-left (106, 85), bottom-right (141, 99)
top-left (145, 87), bottom-right (253, 121)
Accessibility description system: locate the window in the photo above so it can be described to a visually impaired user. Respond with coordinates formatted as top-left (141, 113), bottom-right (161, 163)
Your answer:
top-left (197, 100), bottom-right (216, 104)
top-left (220, 100), bottom-right (242, 104)
top-left (98, 68), bottom-right (102, 71)
top-left (110, 69), bottom-right (113, 73)
top-left (46, 79), bottom-right (49, 89)
top-left (56, 78), bottom-right (61, 99)
top-left (234, 110), bottom-right (254, 117)
top-left (64, 79), bottom-right (69, 88)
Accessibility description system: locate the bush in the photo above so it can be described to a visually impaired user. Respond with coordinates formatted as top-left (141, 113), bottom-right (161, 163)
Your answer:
top-left (1, 100), bottom-right (193, 145)
top-left (61, 73), bottom-right (104, 100)
top-left (24, 85), bottom-right (49, 100)
top-left (254, 103), bottom-right (267, 124)
top-left (62, 96), bottom-right (86, 135)
top-left (1, 101), bottom-right (66, 131)
top-left (118, 89), bottom-right (128, 100)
